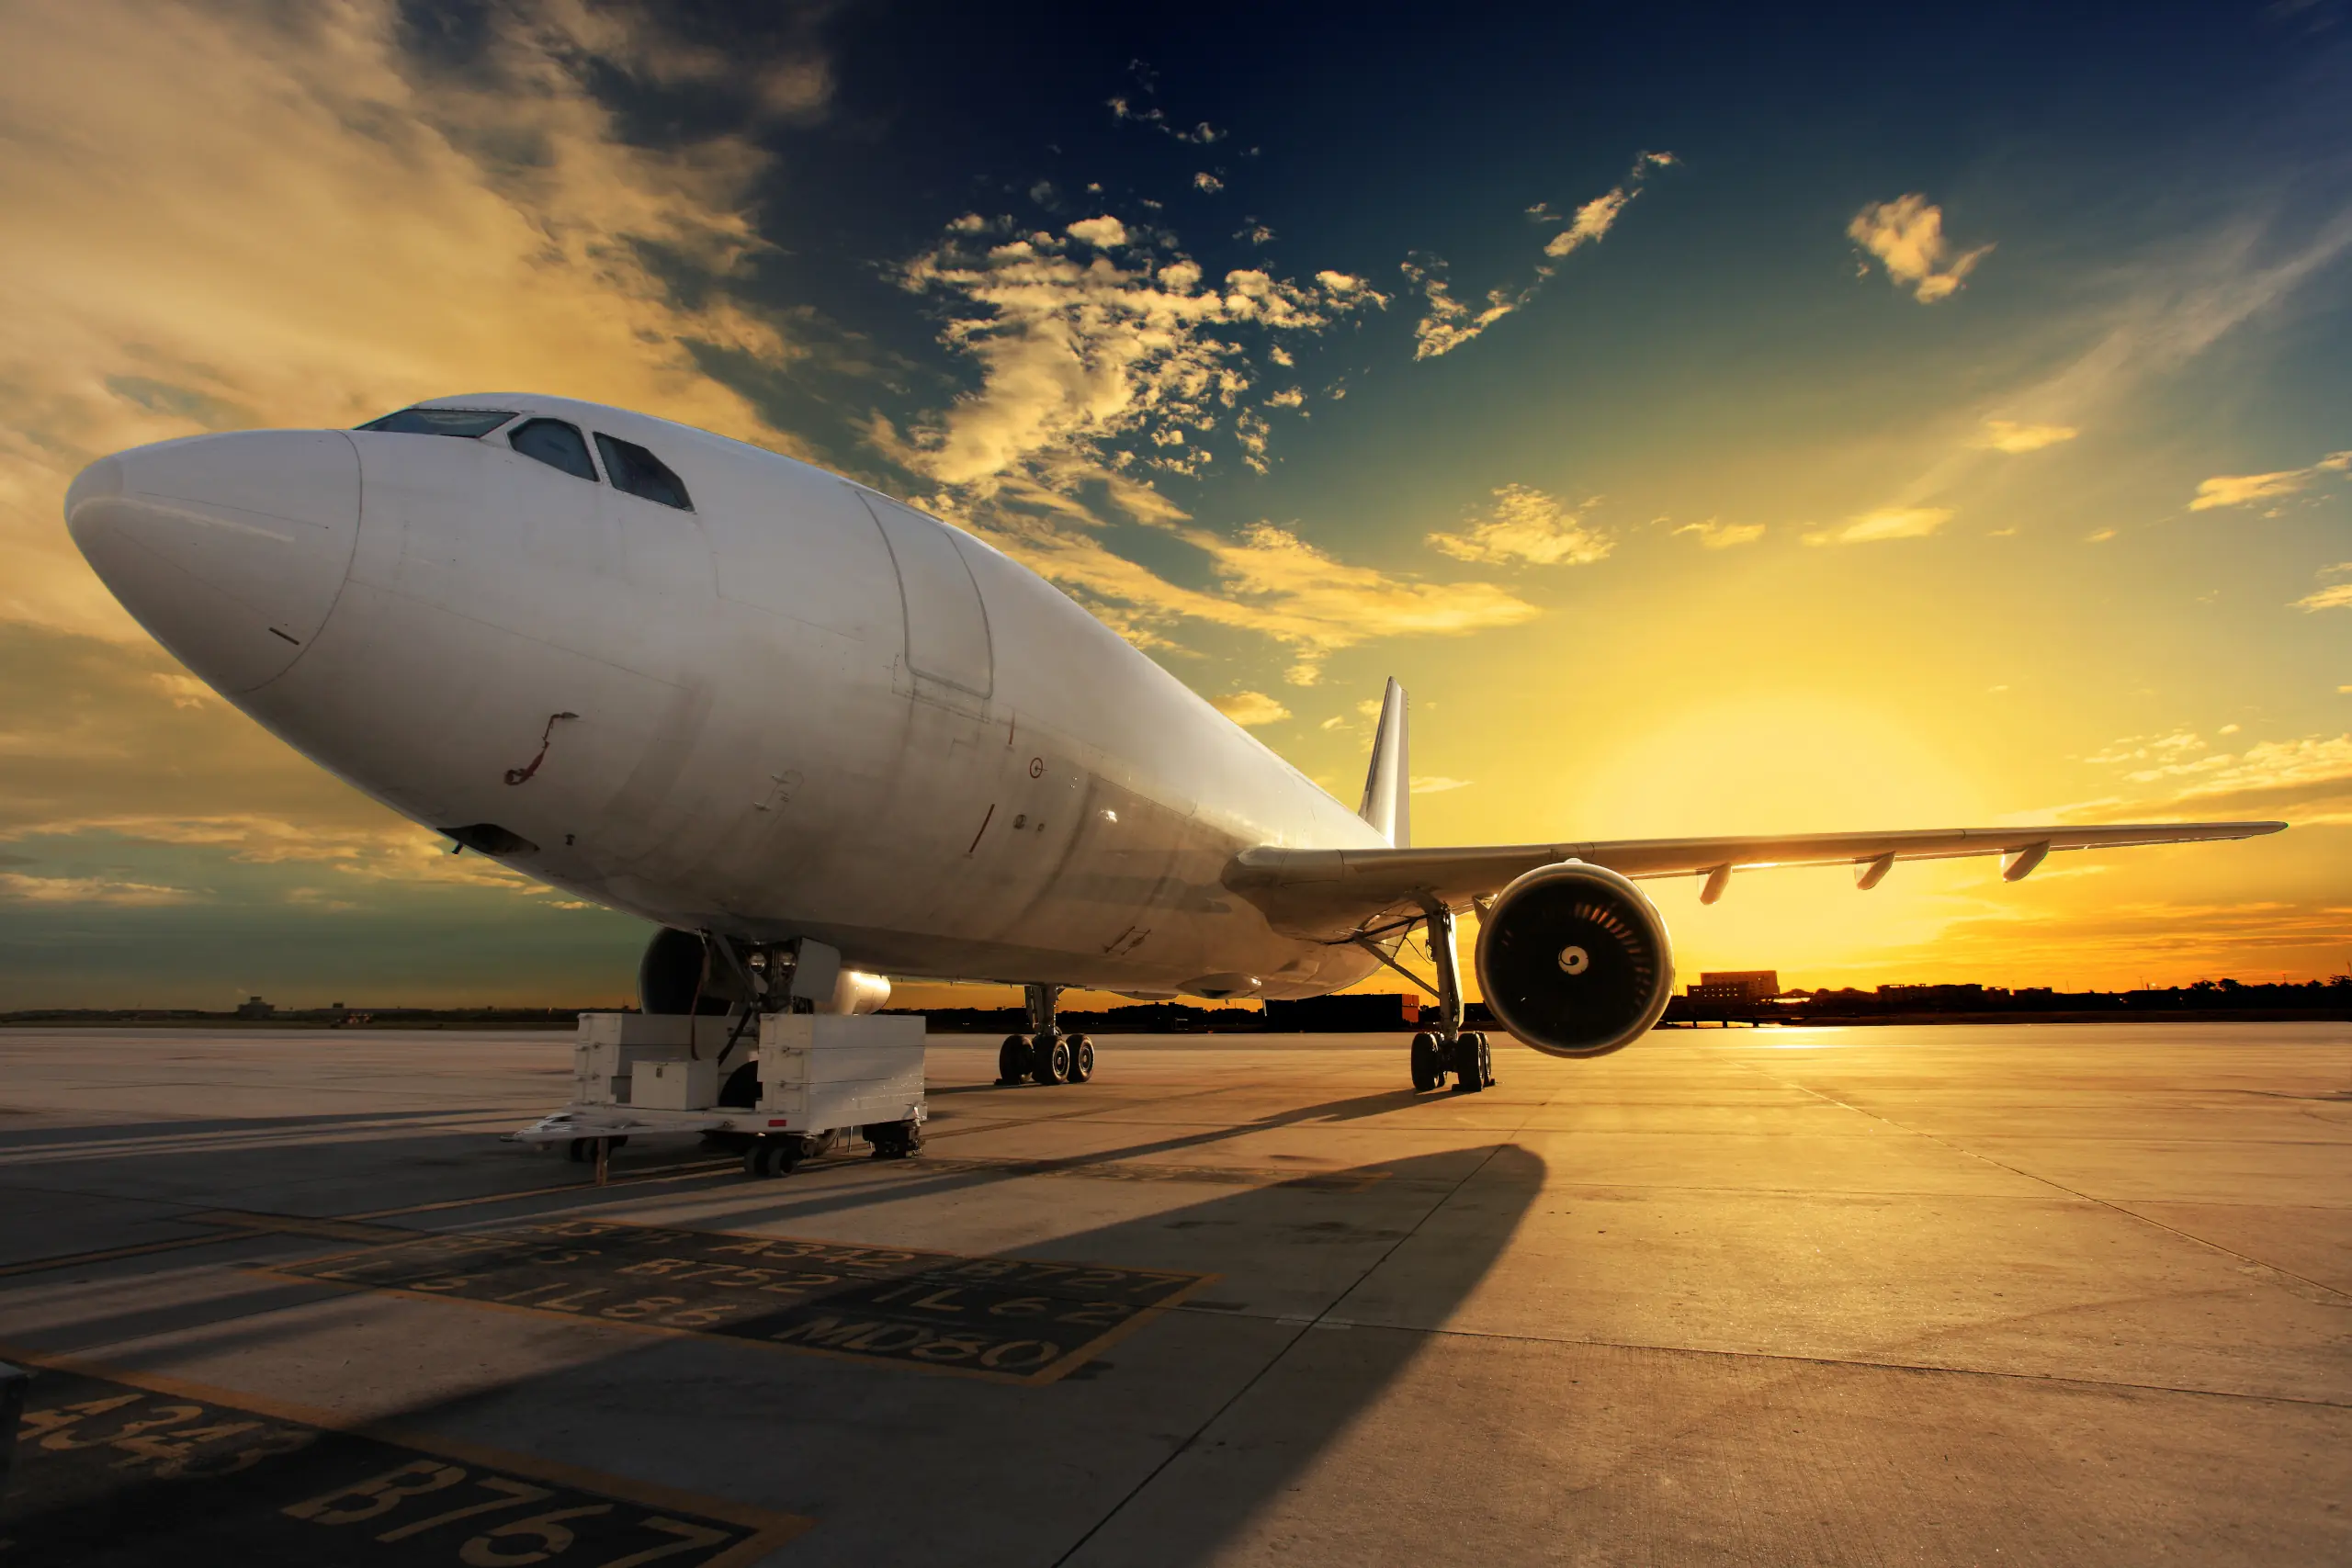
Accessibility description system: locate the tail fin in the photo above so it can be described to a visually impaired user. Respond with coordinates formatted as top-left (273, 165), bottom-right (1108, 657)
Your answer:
top-left (1357, 677), bottom-right (1409, 847)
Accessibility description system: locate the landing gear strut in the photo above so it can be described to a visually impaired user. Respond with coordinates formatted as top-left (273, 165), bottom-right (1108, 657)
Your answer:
top-left (1409, 902), bottom-right (1492, 1095)
top-left (996, 983), bottom-right (1095, 1088)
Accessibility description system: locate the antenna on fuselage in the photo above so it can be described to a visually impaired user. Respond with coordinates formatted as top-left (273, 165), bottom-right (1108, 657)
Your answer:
top-left (1358, 676), bottom-right (1409, 848)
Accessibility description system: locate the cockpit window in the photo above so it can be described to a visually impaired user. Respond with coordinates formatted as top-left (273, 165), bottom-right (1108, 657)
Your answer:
top-left (508, 418), bottom-right (598, 481)
top-left (356, 407), bottom-right (517, 437)
top-left (594, 434), bottom-right (693, 511)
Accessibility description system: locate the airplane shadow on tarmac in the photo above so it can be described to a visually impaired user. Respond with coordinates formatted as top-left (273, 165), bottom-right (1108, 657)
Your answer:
top-left (0, 1111), bottom-right (1545, 1568)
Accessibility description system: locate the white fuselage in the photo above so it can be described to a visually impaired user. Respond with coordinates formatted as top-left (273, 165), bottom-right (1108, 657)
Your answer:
top-left (65, 395), bottom-right (1388, 1000)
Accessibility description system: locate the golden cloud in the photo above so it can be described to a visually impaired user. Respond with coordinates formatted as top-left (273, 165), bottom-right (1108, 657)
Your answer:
top-left (1212, 691), bottom-right (1293, 727)
top-left (1849, 195), bottom-right (1992, 303)
top-left (1977, 419), bottom-right (2079, 453)
top-left (964, 506), bottom-right (1540, 682)
top-left (2188, 451), bottom-right (2351, 512)
top-left (1408, 152), bottom-right (1675, 359)
top-left (890, 216), bottom-right (1379, 485)
top-left (1671, 518), bottom-right (1766, 549)
top-left (1804, 506), bottom-right (1953, 545)
top-left (1427, 484), bottom-right (1611, 566)
top-left (0, 871), bottom-right (196, 907)
top-left (0, 0), bottom-right (803, 641)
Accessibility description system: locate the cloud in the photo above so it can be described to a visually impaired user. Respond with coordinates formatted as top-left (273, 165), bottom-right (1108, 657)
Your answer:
top-left (1849, 195), bottom-right (1993, 303)
top-left (2188, 450), bottom-right (2351, 512)
top-left (964, 507), bottom-right (1541, 685)
top-left (0, 871), bottom-right (195, 907)
top-left (887, 217), bottom-right (1384, 486)
top-left (1212, 691), bottom-right (1292, 727)
top-left (0, 0), bottom-right (806, 642)
top-left (2294, 563), bottom-right (2352, 612)
top-left (1397, 258), bottom-right (1541, 361)
top-left (1805, 507), bottom-right (1953, 545)
top-left (1065, 216), bottom-right (1129, 249)
top-left (1977, 420), bottom-right (2079, 453)
top-left (1672, 518), bottom-right (1766, 549)
top-left (1408, 776), bottom-right (1472, 795)
top-left (2076, 727), bottom-right (2352, 825)
top-left (1406, 151), bottom-right (1673, 358)
top-left (2086, 527), bottom-right (2118, 542)
top-left (1193, 172), bottom-right (1225, 194)
top-left (1426, 484), bottom-right (1612, 566)
top-left (1107, 96), bottom-right (1224, 144)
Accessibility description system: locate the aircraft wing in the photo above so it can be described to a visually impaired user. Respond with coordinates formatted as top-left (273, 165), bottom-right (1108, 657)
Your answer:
top-left (1225, 820), bottom-right (2286, 942)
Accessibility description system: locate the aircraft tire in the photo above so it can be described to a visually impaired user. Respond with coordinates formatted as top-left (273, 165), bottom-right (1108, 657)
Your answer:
top-left (997, 1034), bottom-right (1030, 1085)
top-left (1408, 1032), bottom-right (1441, 1092)
top-left (1068, 1035), bottom-right (1096, 1083)
top-left (1031, 1032), bottom-right (1071, 1086)
top-left (742, 1140), bottom-right (776, 1179)
top-left (1450, 1035), bottom-right (1485, 1094)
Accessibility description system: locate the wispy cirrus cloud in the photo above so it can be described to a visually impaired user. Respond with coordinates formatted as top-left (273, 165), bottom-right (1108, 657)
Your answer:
top-left (2293, 562), bottom-right (2352, 612)
top-left (1976, 419), bottom-right (2079, 453)
top-left (967, 505), bottom-right (1541, 686)
top-left (0, 871), bottom-right (196, 907)
top-left (1849, 194), bottom-right (1993, 303)
top-left (1404, 152), bottom-right (1674, 359)
top-left (2071, 726), bottom-right (2352, 825)
top-left (1805, 506), bottom-right (1953, 545)
top-left (2188, 449), bottom-right (2350, 512)
top-left (1672, 518), bottom-right (1766, 549)
top-left (1426, 484), bottom-right (1611, 566)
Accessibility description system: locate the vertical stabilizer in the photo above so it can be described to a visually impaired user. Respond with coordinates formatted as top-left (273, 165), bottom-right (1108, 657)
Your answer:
top-left (1358, 677), bottom-right (1409, 847)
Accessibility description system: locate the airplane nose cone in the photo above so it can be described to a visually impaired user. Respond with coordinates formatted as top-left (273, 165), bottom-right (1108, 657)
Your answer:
top-left (66, 430), bottom-right (361, 693)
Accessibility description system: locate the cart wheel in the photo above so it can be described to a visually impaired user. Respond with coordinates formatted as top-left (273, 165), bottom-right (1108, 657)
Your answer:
top-left (775, 1136), bottom-right (807, 1176)
top-left (567, 1137), bottom-right (592, 1163)
top-left (742, 1140), bottom-right (775, 1179)
top-left (1068, 1035), bottom-right (1095, 1084)
top-left (865, 1120), bottom-right (922, 1159)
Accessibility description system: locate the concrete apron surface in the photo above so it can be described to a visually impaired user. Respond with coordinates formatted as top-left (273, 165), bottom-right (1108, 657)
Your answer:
top-left (0, 1022), bottom-right (2346, 1566)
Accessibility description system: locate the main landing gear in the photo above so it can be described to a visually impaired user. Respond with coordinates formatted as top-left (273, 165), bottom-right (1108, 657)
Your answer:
top-left (997, 982), bottom-right (1097, 1087)
top-left (1403, 902), bottom-right (1495, 1095)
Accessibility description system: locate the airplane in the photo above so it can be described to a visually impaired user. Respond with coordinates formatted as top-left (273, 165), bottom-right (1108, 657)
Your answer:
top-left (62, 394), bottom-right (2285, 1095)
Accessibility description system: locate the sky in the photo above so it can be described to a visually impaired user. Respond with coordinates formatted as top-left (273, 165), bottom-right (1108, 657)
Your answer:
top-left (1, 0), bottom-right (2346, 1010)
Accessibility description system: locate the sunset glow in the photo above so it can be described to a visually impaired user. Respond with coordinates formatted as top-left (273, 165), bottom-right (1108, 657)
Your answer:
top-left (2, 2), bottom-right (2345, 1006)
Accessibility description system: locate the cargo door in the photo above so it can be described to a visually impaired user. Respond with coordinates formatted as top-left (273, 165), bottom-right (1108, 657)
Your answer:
top-left (854, 489), bottom-right (993, 705)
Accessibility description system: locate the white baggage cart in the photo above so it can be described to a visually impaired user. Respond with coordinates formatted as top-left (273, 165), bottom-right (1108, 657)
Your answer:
top-left (509, 1011), bottom-right (925, 1179)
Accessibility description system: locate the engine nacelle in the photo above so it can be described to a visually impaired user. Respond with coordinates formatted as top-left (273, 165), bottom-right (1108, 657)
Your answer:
top-left (1474, 861), bottom-right (1675, 1058)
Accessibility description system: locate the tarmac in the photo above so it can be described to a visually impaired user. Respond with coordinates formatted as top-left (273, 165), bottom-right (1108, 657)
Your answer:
top-left (0, 1021), bottom-right (2346, 1566)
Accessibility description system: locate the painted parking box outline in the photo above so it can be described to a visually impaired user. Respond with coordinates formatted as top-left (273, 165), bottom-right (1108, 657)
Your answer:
top-left (259, 1218), bottom-right (1218, 1386)
top-left (0, 1348), bottom-right (808, 1568)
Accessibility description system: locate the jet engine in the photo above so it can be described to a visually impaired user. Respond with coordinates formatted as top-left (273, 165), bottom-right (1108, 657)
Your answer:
top-left (1474, 861), bottom-right (1675, 1057)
